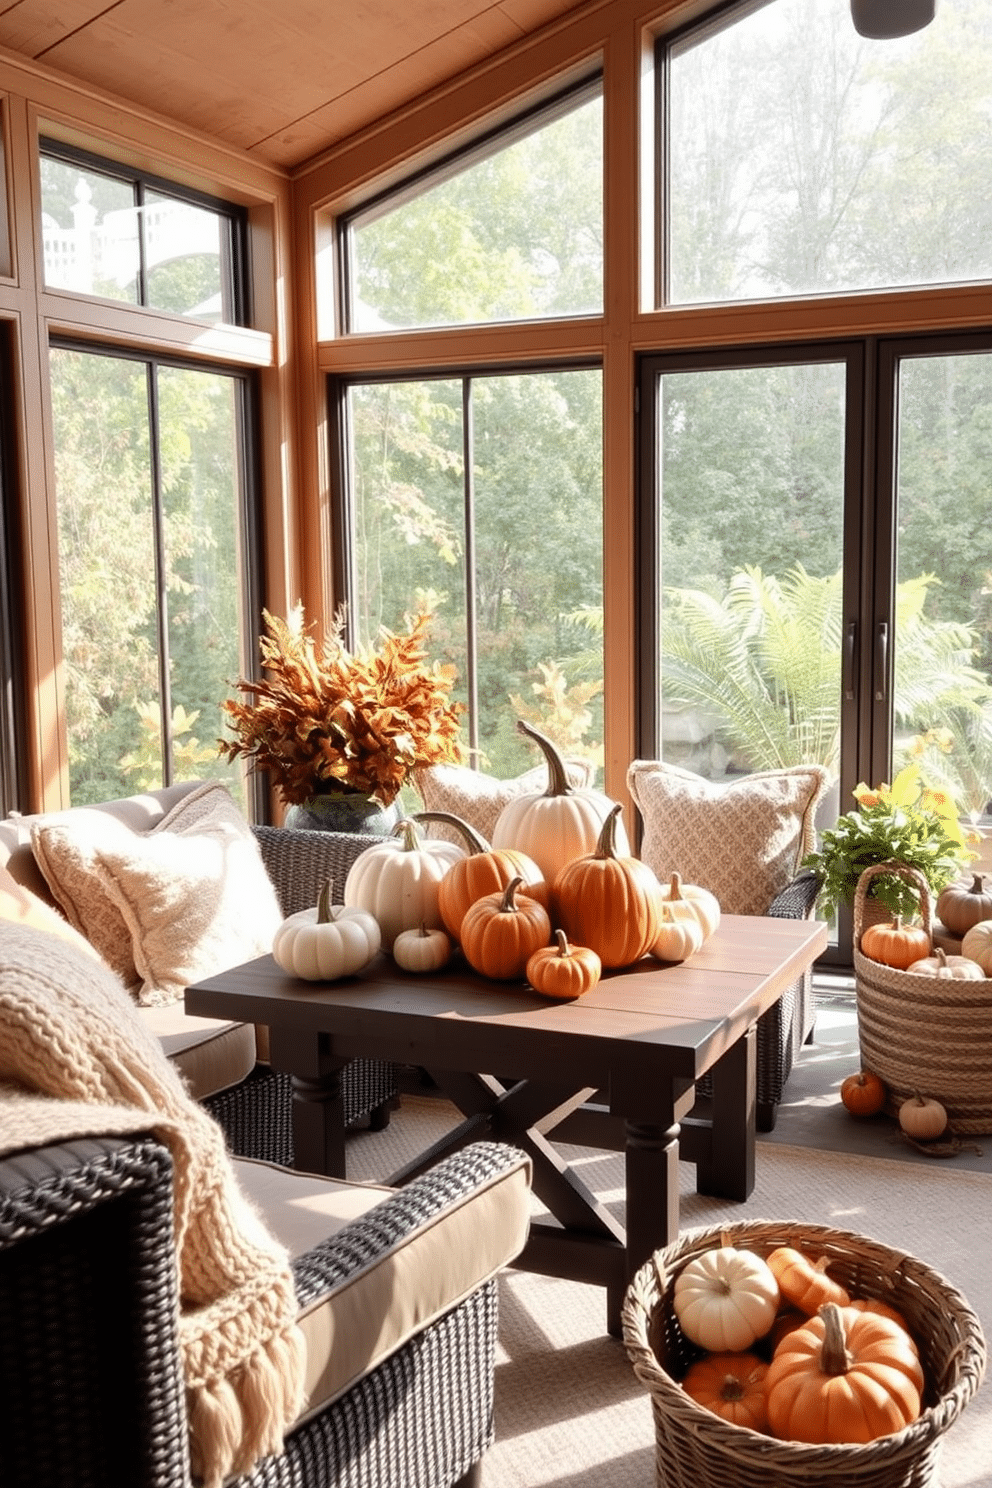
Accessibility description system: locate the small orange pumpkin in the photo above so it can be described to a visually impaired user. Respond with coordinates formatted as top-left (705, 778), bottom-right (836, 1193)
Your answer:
top-left (765, 1302), bottom-right (924, 1443)
top-left (416, 810), bottom-right (549, 941)
top-left (526, 929), bottom-right (601, 1000)
top-left (459, 875), bottom-right (551, 981)
top-left (936, 872), bottom-right (992, 936)
top-left (766, 1246), bottom-right (850, 1316)
top-left (552, 804), bottom-right (662, 968)
top-left (840, 1069), bottom-right (887, 1117)
top-left (681, 1352), bottom-right (769, 1432)
top-left (860, 914), bottom-right (930, 969)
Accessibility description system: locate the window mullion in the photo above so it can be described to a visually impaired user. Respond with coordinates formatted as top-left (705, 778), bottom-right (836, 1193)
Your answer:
top-left (462, 377), bottom-right (479, 764)
top-left (146, 363), bottom-right (174, 785)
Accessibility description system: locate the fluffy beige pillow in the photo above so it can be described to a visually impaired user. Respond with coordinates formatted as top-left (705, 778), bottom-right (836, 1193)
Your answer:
top-left (627, 759), bottom-right (829, 916)
top-left (32, 782), bottom-right (283, 1006)
top-left (412, 758), bottom-right (597, 844)
top-left (30, 809), bottom-right (143, 987)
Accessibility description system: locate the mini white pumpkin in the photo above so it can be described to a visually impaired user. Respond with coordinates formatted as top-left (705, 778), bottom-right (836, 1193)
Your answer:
top-left (272, 880), bottom-right (381, 980)
top-left (657, 871), bottom-right (721, 941)
top-left (673, 1245), bottom-right (780, 1352)
top-left (343, 817), bottom-right (465, 950)
top-left (960, 918), bottom-right (992, 975)
top-left (650, 902), bottom-right (704, 962)
top-left (393, 921), bottom-right (453, 973)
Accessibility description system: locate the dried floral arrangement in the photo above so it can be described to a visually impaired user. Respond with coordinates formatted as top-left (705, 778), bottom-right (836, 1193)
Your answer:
top-left (219, 606), bottom-right (465, 806)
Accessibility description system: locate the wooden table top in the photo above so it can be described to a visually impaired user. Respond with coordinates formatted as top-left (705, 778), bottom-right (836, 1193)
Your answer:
top-left (187, 914), bottom-right (828, 1092)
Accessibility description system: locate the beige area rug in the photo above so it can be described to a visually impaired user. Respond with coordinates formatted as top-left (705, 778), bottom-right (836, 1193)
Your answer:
top-left (345, 1095), bottom-right (991, 1488)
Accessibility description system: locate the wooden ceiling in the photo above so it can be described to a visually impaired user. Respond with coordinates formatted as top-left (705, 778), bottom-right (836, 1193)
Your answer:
top-left (0, 0), bottom-right (591, 171)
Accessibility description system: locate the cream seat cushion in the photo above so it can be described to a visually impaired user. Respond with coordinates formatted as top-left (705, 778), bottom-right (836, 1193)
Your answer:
top-left (234, 1149), bottom-right (532, 1421)
top-left (140, 1002), bottom-right (257, 1101)
top-left (627, 759), bottom-right (829, 916)
top-left (31, 780), bottom-right (283, 1006)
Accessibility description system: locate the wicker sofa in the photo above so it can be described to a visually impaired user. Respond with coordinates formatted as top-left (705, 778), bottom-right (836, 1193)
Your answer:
top-left (0, 779), bottom-right (396, 1162)
top-left (0, 1119), bottom-right (531, 1488)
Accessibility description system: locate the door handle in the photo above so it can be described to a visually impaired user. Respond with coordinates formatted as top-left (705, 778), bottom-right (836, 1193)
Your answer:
top-left (875, 620), bottom-right (889, 702)
top-left (844, 621), bottom-right (857, 701)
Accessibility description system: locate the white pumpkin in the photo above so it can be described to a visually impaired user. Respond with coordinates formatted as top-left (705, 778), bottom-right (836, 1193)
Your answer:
top-left (393, 921), bottom-right (453, 972)
top-left (960, 918), bottom-right (992, 975)
top-left (491, 719), bottom-right (628, 884)
top-left (272, 881), bottom-right (381, 980)
top-left (343, 817), bottom-right (464, 950)
top-left (657, 871), bottom-right (721, 941)
top-left (673, 1246), bottom-right (780, 1352)
top-left (650, 902), bottom-right (704, 962)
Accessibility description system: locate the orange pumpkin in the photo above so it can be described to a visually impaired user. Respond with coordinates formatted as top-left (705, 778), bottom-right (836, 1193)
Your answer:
top-left (860, 914), bottom-right (930, 969)
top-left (840, 1069), bottom-right (887, 1117)
top-left (936, 872), bottom-right (992, 936)
top-left (526, 929), bottom-right (601, 1000)
top-left (766, 1246), bottom-right (850, 1316)
top-left (847, 1297), bottom-right (916, 1344)
top-left (552, 804), bottom-right (662, 969)
top-left (765, 1302), bottom-right (924, 1443)
top-left (416, 810), bottom-right (549, 940)
top-left (681, 1352), bottom-right (769, 1432)
top-left (459, 875), bottom-right (551, 981)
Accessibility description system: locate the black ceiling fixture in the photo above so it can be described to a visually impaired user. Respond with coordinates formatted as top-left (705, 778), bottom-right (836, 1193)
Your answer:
top-left (850, 0), bottom-right (936, 39)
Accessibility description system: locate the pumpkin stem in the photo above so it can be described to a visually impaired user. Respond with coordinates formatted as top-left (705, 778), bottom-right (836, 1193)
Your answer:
top-left (818, 1302), bottom-right (853, 1376)
top-left (718, 1374), bottom-right (746, 1402)
top-left (414, 810), bottom-right (489, 855)
top-left (317, 879), bottom-right (334, 923)
top-left (499, 876), bottom-right (525, 913)
top-left (516, 718), bottom-right (573, 798)
top-left (594, 802), bottom-right (625, 859)
top-left (392, 818), bottom-right (422, 852)
top-left (668, 872), bottom-right (685, 899)
top-left (554, 928), bottom-right (572, 957)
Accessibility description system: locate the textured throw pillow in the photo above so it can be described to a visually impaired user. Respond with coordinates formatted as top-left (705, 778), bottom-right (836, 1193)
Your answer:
top-left (0, 862), bottom-right (102, 962)
top-left (32, 781), bottom-right (283, 1006)
top-left (412, 758), bottom-right (597, 844)
top-left (627, 759), bottom-right (829, 917)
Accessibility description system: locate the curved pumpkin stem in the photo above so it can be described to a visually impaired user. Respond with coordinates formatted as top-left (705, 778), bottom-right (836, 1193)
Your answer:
top-left (594, 802), bottom-right (625, 859)
top-left (668, 872), bottom-right (686, 899)
top-left (818, 1302), bottom-right (854, 1376)
top-left (553, 928), bottom-right (572, 957)
top-left (391, 818), bottom-right (423, 852)
top-left (516, 718), bottom-right (573, 798)
top-left (317, 879), bottom-right (334, 923)
top-left (499, 876), bottom-right (525, 912)
top-left (414, 809), bottom-right (489, 855)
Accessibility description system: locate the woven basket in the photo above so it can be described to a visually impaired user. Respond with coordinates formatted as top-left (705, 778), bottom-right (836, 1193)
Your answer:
top-left (853, 861), bottom-right (992, 1134)
top-left (622, 1218), bottom-right (986, 1488)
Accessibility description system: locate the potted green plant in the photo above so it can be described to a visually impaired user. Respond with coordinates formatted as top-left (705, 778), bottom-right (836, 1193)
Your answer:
top-left (802, 763), bottom-right (975, 922)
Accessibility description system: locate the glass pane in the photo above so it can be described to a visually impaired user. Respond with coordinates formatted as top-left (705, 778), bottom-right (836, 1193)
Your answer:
top-left (50, 349), bottom-right (156, 801)
top-left (145, 190), bottom-right (226, 321)
top-left (894, 351), bottom-right (992, 850)
top-left (348, 90), bottom-right (602, 331)
top-left (472, 370), bottom-right (603, 777)
top-left (349, 369), bottom-right (604, 780)
top-left (667, 0), bottom-right (992, 305)
top-left (41, 159), bottom-right (139, 302)
top-left (657, 362), bottom-right (846, 786)
top-left (157, 366), bottom-right (245, 797)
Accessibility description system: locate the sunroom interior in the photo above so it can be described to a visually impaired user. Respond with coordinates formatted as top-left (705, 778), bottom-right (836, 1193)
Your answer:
top-left (1, 0), bottom-right (990, 971)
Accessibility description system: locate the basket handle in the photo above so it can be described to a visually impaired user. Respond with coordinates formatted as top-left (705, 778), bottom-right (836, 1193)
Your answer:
top-left (853, 860), bottom-right (934, 941)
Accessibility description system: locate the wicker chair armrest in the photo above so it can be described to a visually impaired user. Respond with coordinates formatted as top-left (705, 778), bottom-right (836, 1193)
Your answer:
top-left (291, 1140), bottom-right (530, 1307)
top-left (254, 824), bottom-right (381, 916)
top-left (767, 868), bottom-right (822, 921)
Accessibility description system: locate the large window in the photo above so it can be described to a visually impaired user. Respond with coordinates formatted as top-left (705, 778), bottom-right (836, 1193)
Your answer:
top-left (339, 367), bottom-right (604, 779)
top-left (664, 0), bottom-right (992, 305)
top-left (339, 80), bottom-right (603, 333)
top-left (40, 140), bottom-right (247, 324)
top-left (49, 346), bottom-right (259, 806)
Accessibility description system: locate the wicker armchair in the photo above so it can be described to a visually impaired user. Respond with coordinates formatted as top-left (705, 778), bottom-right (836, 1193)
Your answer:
top-left (0, 1129), bottom-right (530, 1488)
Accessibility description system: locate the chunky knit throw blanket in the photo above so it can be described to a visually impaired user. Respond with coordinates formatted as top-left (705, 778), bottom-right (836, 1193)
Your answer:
top-left (0, 921), bottom-right (306, 1488)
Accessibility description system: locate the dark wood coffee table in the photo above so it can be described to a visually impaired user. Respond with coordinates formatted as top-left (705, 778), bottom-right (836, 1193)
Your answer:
top-left (187, 913), bottom-right (826, 1333)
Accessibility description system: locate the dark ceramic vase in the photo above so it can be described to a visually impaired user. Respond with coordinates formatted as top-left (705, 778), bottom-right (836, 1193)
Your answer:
top-left (283, 791), bottom-right (401, 835)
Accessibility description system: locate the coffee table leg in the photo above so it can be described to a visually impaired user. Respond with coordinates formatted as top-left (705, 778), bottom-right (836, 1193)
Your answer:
top-left (268, 1028), bottom-right (348, 1178)
top-left (696, 1023), bottom-right (756, 1200)
top-left (624, 1119), bottom-right (680, 1288)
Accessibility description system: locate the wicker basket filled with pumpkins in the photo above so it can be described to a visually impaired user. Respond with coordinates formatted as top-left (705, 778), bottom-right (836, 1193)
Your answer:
top-left (852, 860), bottom-right (992, 1135)
top-left (622, 1218), bottom-right (986, 1488)
top-left (285, 720), bottom-right (724, 998)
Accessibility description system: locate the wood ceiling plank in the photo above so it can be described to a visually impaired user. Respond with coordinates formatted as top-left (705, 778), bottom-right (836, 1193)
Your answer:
top-left (0, 0), bottom-right (110, 57)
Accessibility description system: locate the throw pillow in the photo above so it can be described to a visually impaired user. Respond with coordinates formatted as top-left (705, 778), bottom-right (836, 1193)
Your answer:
top-left (627, 759), bottom-right (829, 917)
top-left (0, 862), bottom-right (102, 962)
top-left (412, 758), bottom-right (597, 845)
top-left (32, 781), bottom-right (283, 1006)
